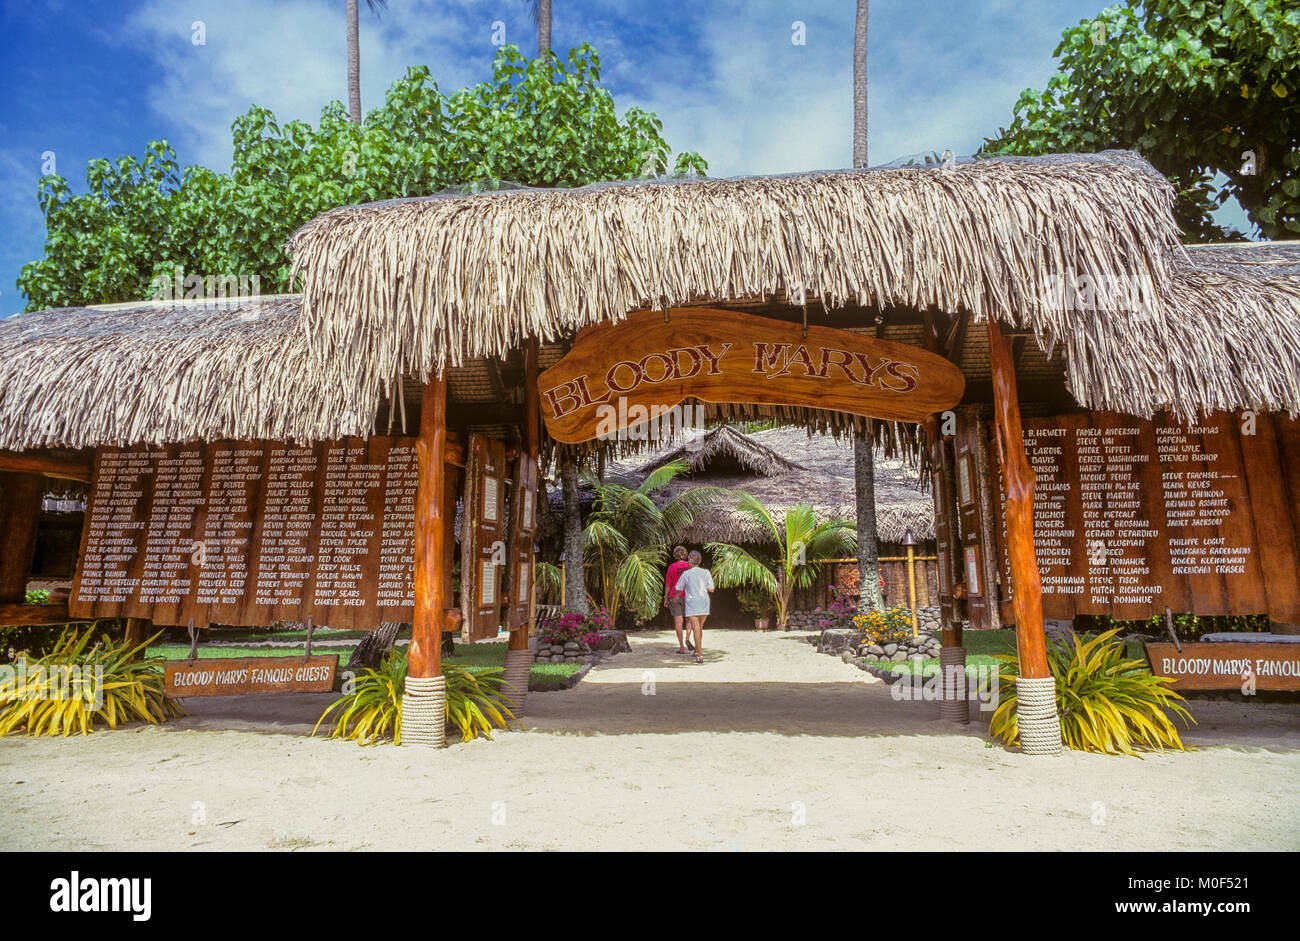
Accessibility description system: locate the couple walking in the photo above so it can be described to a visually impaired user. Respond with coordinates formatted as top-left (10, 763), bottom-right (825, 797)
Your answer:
top-left (663, 545), bottom-right (713, 664)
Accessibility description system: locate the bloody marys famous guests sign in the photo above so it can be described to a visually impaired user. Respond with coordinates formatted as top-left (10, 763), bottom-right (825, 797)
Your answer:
top-left (538, 308), bottom-right (965, 444)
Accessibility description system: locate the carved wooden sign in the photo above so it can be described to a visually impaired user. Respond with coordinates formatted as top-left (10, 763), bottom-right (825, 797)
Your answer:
top-left (460, 434), bottom-right (506, 642)
top-left (71, 439), bottom-right (417, 629)
top-left (165, 655), bottom-right (339, 697)
top-left (538, 308), bottom-right (966, 444)
top-left (1144, 642), bottom-right (1300, 691)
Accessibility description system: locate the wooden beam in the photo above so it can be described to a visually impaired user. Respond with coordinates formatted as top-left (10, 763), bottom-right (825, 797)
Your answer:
top-left (0, 473), bottom-right (44, 604)
top-left (409, 377), bottom-right (449, 679)
top-left (0, 451), bottom-right (91, 482)
top-left (0, 601), bottom-right (77, 627)
top-left (987, 320), bottom-right (1049, 679)
top-left (510, 338), bottom-right (540, 654)
top-left (921, 307), bottom-right (963, 649)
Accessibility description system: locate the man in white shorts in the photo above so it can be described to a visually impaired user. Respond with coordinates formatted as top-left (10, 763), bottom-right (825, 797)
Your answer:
top-left (674, 550), bottom-right (714, 664)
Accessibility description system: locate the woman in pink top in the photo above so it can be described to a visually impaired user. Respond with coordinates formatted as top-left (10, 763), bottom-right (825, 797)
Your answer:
top-left (663, 545), bottom-right (691, 654)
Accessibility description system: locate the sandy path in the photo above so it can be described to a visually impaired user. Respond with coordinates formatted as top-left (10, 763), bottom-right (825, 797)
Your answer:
top-left (2, 629), bottom-right (1298, 851)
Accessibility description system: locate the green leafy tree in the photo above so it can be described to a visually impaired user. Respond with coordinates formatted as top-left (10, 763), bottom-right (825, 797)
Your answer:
top-left (985, 0), bottom-right (1299, 240)
top-left (581, 460), bottom-right (724, 625)
top-left (708, 497), bottom-right (857, 631)
top-left (19, 44), bottom-right (708, 311)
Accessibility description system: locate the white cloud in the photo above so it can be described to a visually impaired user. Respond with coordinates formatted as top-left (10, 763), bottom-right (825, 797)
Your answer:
top-left (119, 0), bottom-right (519, 170)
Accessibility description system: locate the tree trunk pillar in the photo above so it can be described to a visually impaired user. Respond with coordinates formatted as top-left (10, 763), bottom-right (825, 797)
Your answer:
top-left (987, 320), bottom-right (1060, 754)
top-left (561, 455), bottom-right (587, 615)
top-left (404, 376), bottom-right (449, 746)
top-left (854, 426), bottom-right (883, 614)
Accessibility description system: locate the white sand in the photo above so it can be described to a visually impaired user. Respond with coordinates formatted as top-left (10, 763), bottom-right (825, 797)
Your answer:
top-left (2, 628), bottom-right (1298, 851)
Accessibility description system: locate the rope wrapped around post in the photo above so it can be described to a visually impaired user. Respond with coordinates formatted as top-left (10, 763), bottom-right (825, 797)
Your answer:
top-left (401, 675), bottom-right (447, 747)
top-left (1015, 676), bottom-right (1062, 755)
top-left (503, 647), bottom-right (532, 717)
top-left (938, 646), bottom-right (969, 723)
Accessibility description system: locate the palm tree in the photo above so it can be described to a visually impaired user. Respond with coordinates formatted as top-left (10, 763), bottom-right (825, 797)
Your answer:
top-left (580, 460), bottom-right (724, 625)
top-left (524, 1), bottom-right (552, 58)
top-left (346, 0), bottom-right (388, 124)
top-left (708, 496), bottom-right (857, 631)
top-left (852, 0), bottom-right (884, 613)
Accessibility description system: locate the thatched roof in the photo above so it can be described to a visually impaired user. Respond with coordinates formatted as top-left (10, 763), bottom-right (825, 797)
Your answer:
top-left (2, 153), bottom-right (1299, 454)
top-left (0, 296), bottom-right (375, 451)
top-left (286, 150), bottom-right (1299, 422)
top-left (603, 425), bottom-right (934, 545)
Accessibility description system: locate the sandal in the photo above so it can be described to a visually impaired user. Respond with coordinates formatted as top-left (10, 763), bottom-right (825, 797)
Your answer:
top-left (675, 647), bottom-right (687, 654)
top-left (686, 638), bottom-right (695, 651)
top-left (694, 655), bottom-right (704, 664)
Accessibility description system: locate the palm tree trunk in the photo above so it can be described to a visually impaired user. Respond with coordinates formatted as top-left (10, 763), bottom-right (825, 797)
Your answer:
top-left (851, 2), bottom-right (881, 615)
top-left (348, 620), bottom-right (401, 671)
top-left (561, 458), bottom-right (588, 614)
top-left (853, 0), bottom-right (868, 167)
top-left (854, 431), bottom-right (884, 613)
top-left (346, 0), bottom-right (362, 123)
top-left (538, 0), bottom-right (552, 57)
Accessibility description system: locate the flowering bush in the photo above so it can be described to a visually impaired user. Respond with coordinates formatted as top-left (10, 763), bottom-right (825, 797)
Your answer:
top-left (537, 606), bottom-right (612, 648)
top-left (852, 607), bottom-right (914, 646)
top-left (814, 587), bottom-right (858, 631)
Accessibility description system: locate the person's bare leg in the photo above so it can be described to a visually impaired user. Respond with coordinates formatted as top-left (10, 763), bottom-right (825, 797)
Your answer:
top-left (673, 614), bottom-right (686, 652)
top-left (693, 616), bottom-right (705, 659)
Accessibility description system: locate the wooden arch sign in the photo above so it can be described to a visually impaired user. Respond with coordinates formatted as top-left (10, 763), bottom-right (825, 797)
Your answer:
top-left (538, 308), bottom-right (965, 443)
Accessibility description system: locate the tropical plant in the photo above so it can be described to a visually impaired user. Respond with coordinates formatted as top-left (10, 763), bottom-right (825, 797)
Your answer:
top-left (23, 589), bottom-right (49, 605)
top-left (815, 586), bottom-right (861, 631)
top-left (708, 498), bottom-right (857, 631)
top-left (581, 460), bottom-right (725, 624)
top-left (314, 649), bottom-right (515, 745)
top-left (20, 44), bottom-right (707, 311)
top-left (0, 628), bottom-right (184, 736)
top-left (987, 629), bottom-right (1195, 756)
top-left (852, 606), bottom-right (913, 645)
top-left (736, 586), bottom-right (774, 618)
top-left (536, 608), bottom-right (607, 647)
top-left (984, 0), bottom-right (1300, 240)
top-left (534, 560), bottom-right (563, 605)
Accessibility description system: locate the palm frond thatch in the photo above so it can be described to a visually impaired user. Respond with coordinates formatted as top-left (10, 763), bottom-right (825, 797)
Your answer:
top-left (2, 155), bottom-right (1299, 455)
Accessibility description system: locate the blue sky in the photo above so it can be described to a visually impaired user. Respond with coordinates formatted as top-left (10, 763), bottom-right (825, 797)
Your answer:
top-left (0, 0), bottom-right (1253, 316)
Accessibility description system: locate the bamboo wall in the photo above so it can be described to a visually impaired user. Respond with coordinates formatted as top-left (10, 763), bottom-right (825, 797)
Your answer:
top-left (790, 554), bottom-right (940, 611)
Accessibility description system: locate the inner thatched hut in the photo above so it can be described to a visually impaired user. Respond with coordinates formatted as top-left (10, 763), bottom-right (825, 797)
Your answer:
top-left (551, 424), bottom-right (941, 630)
top-left (2, 150), bottom-right (1298, 749)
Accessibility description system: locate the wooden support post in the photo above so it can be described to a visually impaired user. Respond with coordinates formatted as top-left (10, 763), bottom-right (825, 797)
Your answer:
top-left (124, 618), bottom-right (150, 659)
top-left (906, 543), bottom-right (918, 638)
top-left (921, 309), bottom-right (964, 650)
top-left (410, 376), bottom-right (448, 680)
top-left (987, 320), bottom-right (1049, 680)
top-left (509, 338), bottom-right (540, 654)
top-left (0, 473), bottom-right (44, 605)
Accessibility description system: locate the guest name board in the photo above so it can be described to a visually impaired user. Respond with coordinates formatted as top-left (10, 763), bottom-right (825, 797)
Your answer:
top-left (71, 438), bottom-right (419, 628)
top-left (1008, 413), bottom-right (1300, 623)
top-left (165, 655), bottom-right (340, 697)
